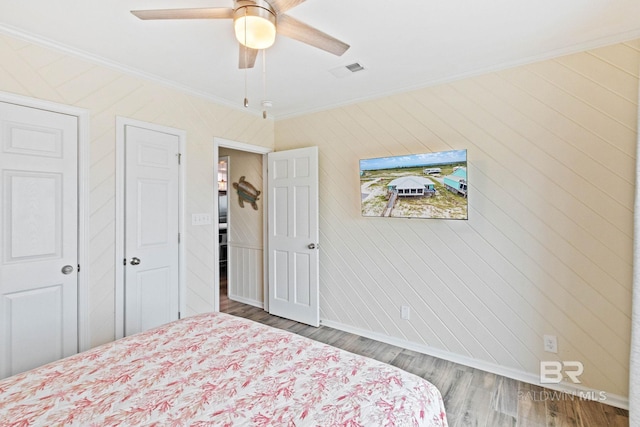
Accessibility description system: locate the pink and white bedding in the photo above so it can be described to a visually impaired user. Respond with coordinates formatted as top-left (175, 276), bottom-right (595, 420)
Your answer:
top-left (0, 312), bottom-right (448, 426)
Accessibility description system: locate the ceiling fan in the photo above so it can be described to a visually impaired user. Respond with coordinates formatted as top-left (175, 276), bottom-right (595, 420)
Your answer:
top-left (131, 0), bottom-right (350, 69)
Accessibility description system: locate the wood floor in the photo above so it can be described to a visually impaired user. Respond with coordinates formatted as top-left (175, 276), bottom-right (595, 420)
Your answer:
top-left (220, 285), bottom-right (628, 427)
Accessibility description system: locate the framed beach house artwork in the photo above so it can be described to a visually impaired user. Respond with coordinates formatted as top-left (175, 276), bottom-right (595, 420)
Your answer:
top-left (360, 149), bottom-right (468, 220)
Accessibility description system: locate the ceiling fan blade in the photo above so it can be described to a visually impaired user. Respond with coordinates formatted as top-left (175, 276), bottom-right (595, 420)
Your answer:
top-left (239, 45), bottom-right (259, 69)
top-left (131, 8), bottom-right (234, 20)
top-left (277, 14), bottom-right (349, 56)
top-left (267, 0), bottom-right (307, 14)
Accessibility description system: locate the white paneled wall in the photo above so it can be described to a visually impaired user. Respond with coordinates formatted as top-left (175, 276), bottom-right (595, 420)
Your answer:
top-left (0, 32), bottom-right (274, 347)
top-left (220, 148), bottom-right (264, 305)
top-left (228, 244), bottom-right (264, 307)
top-left (275, 40), bottom-right (639, 399)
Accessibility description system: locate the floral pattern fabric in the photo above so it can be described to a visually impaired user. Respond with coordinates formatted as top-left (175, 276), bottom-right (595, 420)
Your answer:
top-left (0, 312), bottom-right (448, 426)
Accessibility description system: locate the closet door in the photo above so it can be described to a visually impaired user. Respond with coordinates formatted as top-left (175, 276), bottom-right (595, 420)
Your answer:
top-left (0, 102), bottom-right (79, 378)
top-left (123, 125), bottom-right (180, 336)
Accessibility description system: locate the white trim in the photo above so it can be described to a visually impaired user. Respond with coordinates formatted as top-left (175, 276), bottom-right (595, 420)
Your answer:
top-left (115, 117), bottom-right (187, 339)
top-left (213, 137), bottom-right (272, 313)
top-left (215, 155), bottom-right (230, 309)
top-left (262, 158), bottom-right (269, 312)
top-left (178, 136), bottom-right (187, 322)
top-left (114, 119), bottom-right (125, 338)
top-left (320, 318), bottom-right (629, 410)
top-left (227, 242), bottom-right (264, 251)
top-left (276, 29), bottom-right (640, 120)
top-left (76, 105), bottom-right (90, 352)
top-left (213, 148), bottom-right (220, 312)
top-left (0, 24), bottom-right (263, 119)
top-left (0, 91), bottom-right (91, 352)
top-left (227, 294), bottom-right (264, 309)
top-left (215, 137), bottom-right (272, 155)
top-left (628, 59), bottom-right (640, 425)
top-left (3, 23), bottom-right (640, 120)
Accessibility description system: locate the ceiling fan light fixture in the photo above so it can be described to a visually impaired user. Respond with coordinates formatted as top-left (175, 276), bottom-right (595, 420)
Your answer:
top-left (234, 4), bottom-right (276, 50)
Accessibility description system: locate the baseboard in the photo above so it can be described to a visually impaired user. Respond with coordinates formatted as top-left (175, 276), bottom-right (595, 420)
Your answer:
top-left (319, 318), bottom-right (629, 410)
top-left (228, 294), bottom-right (263, 309)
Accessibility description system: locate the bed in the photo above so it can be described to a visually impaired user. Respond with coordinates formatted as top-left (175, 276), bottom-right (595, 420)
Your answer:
top-left (0, 312), bottom-right (448, 426)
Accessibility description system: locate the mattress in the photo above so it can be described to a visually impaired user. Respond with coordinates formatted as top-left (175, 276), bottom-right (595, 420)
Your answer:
top-left (0, 312), bottom-right (448, 426)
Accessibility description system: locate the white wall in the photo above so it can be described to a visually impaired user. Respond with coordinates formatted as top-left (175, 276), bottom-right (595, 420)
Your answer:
top-left (275, 40), bottom-right (639, 400)
top-left (0, 33), bottom-right (274, 347)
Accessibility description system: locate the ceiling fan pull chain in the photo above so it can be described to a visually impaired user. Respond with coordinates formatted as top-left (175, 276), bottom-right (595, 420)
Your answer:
top-left (244, 59), bottom-right (248, 107)
top-left (262, 49), bottom-right (267, 119)
top-left (243, 7), bottom-right (249, 108)
top-left (243, 64), bottom-right (248, 107)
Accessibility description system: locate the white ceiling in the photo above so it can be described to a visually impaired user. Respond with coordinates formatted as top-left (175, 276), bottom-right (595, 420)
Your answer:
top-left (1, 0), bottom-right (639, 119)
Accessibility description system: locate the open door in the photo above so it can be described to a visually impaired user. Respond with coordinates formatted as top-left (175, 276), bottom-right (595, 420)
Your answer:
top-left (267, 146), bottom-right (319, 327)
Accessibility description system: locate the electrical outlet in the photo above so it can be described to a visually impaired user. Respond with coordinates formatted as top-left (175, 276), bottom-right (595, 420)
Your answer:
top-left (401, 305), bottom-right (410, 320)
top-left (192, 213), bottom-right (212, 226)
top-left (543, 334), bottom-right (558, 353)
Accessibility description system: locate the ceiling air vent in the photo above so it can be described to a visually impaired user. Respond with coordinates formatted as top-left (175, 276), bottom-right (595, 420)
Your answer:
top-left (345, 62), bottom-right (365, 72)
top-left (329, 62), bottom-right (366, 78)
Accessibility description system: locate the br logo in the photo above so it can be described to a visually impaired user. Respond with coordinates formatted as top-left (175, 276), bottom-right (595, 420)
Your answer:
top-left (540, 361), bottom-right (584, 384)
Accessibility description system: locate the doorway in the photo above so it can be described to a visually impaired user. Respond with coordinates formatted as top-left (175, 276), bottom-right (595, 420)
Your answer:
top-left (217, 147), bottom-right (265, 309)
top-left (213, 138), bottom-right (271, 313)
top-left (213, 139), bottom-right (320, 327)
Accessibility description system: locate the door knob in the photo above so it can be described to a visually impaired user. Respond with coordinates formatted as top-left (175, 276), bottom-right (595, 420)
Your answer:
top-left (61, 265), bottom-right (74, 275)
top-left (308, 243), bottom-right (319, 250)
top-left (130, 257), bottom-right (141, 265)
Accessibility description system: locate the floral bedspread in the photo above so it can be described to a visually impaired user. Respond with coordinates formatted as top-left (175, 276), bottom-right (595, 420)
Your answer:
top-left (0, 312), bottom-right (448, 426)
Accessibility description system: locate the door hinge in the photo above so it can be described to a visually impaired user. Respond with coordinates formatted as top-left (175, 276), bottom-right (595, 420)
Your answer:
top-left (178, 312), bottom-right (181, 319)
top-left (177, 153), bottom-right (182, 165)
top-left (178, 233), bottom-right (181, 244)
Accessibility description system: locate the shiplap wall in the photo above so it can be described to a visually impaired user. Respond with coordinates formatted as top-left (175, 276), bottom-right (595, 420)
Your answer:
top-left (219, 148), bottom-right (264, 306)
top-left (1, 26), bottom-right (636, 401)
top-left (275, 40), bottom-right (639, 398)
top-left (0, 33), bottom-right (274, 347)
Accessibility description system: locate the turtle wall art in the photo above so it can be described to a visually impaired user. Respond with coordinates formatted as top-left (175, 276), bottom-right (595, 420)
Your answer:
top-left (232, 176), bottom-right (261, 210)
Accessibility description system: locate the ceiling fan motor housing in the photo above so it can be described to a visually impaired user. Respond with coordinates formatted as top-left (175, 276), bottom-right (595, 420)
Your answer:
top-left (234, 0), bottom-right (277, 49)
top-left (235, 0), bottom-right (275, 12)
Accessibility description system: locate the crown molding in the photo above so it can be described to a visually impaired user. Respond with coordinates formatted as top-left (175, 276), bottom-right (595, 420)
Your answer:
top-left (0, 23), bottom-right (266, 118)
top-left (276, 28), bottom-right (640, 120)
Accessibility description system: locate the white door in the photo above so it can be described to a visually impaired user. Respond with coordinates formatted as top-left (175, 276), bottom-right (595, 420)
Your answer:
top-left (267, 146), bottom-right (319, 326)
top-left (124, 125), bottom-right (180, 336)
top-left (0, 102), bottom-right (78, 378)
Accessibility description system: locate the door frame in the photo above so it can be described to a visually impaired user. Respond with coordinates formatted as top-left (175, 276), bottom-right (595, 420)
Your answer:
top-left (213, 137), bottom-right (272, 312)
top-left (0, 91), bottom-right (90, 352)
top-left (115, 117), bottom-right (186, 339)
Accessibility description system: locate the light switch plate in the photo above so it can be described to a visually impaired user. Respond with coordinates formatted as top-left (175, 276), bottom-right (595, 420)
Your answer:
top-left (192, 213), bottom-right (212, 226)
